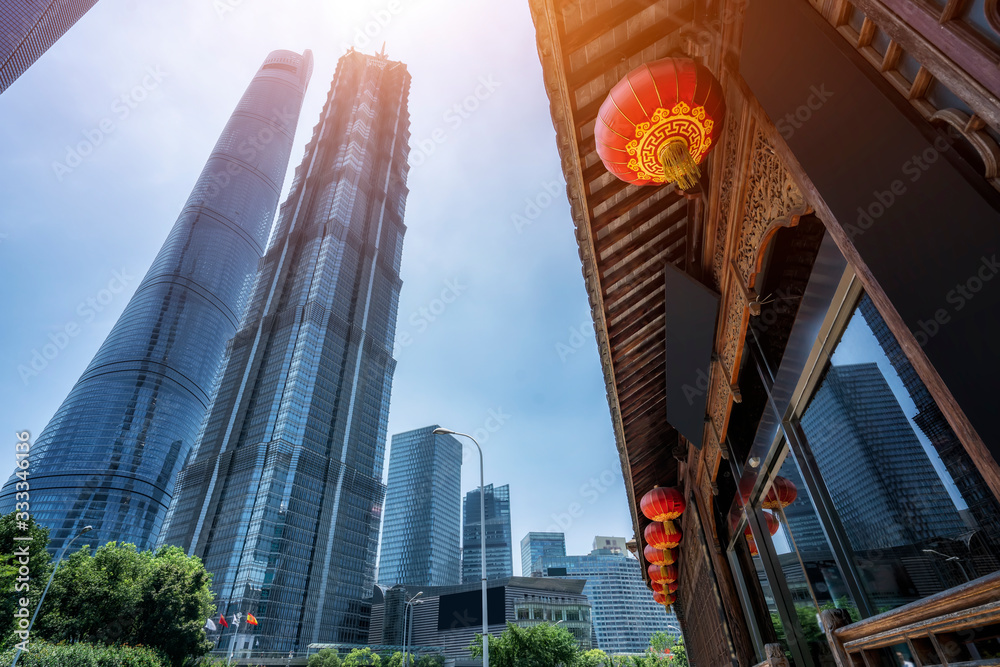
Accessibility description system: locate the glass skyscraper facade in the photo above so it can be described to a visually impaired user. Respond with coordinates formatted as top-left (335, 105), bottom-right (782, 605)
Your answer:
top-left (462, 483), bottom-right (513, 583)
top-left (541, 542), bottom-right (681, 655)
top-left (1, 0), bottom-right (99, 93)
top-left (378, 426), bottom-right (462, 587)
top-left (520, 532), bottom-right (566, 577)
top-left (158, 49), bottom-right (411, 654)
top-left (0, 50), bottom-right (313, 553)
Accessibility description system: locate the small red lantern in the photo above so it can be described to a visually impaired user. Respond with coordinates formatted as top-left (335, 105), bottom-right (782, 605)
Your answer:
top-left (648, 563), bottom-right (667, 583)
top-left (663, 564), bottom-right (678, 583)
top-left (762, 476), bottom-right (798, 510)
top-left (595, 57), bottom-right (727, 190)
top-left (644, 520), bottom-right (682, 550)
top-left (744, 511), bottom-right (779, 556)
top-left (653, 591), bottom-right (668, 605)
top-left (651, 580), bottom-right (665, 593)
top-left (640, 486), bottom-right (685, 522)
top-left (666, 581), bottom-right (678, 594)
top-left (644, 545), bottom-right (677, 566)
top-left (663, 593), bottom-right (676, 606)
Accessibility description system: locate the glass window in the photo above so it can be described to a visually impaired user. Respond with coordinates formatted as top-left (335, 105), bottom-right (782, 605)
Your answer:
top-left (797, 294), bottom-right (1000, 612)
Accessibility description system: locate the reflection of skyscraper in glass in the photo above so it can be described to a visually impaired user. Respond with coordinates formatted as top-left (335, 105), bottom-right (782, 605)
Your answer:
top-left (0, 50), bottom-right (313, 553)
top-left (379, 426), bottom-right (462, 586)
top-left (520, 532), bottom-right (566, 576)
top-left (158, 50), bottom-right (411, 652)
top-left (858, 296), bottom-right (1000, 570)
top-left (463, 484), bottom-right (513, 583)
top-left (802, 363), bottom-right (966, 551)
top-left (1, 0), bottom-right (99, 93)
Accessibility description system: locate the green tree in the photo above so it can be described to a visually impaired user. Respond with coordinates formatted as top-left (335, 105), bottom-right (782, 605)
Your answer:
top-left (577, 648), bottom-right (609, 666)
top-left (343, 647), bottom-right (382, 666)
top-left (385, 651), bottom-right (403, 667)
top-left (648, 631), bottom-right (673, 656)
top-left (665, 635), bottom-right (688, 667)
top-left (0, 513), bottom-right (53, 649)
top-left (415, 656), bottom-right (444, 667)
top-left (469, 622), bottom-right (579, 667)
top-left (0, 639), bottom-right (169, 666)
top-left (308, 648), bottom-right (343, 667)
top-left (35, 542), bottom-right (215, 666)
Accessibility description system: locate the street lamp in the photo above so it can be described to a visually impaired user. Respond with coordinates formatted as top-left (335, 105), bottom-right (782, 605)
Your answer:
top-left (923, 548), bottom-right (972, 582)
top-left (11, 525), bottom-right (92, 667)
top-left (433, 427), bottom-right (489, 667)
top-left (402, 591), bottom-right (423, 666)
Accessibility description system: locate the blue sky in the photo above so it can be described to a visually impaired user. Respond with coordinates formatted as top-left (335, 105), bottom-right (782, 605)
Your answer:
top-left (0, 0), bottom-right (634, 569)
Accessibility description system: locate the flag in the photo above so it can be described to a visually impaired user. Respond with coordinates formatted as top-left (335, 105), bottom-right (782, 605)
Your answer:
top-left (246, 613), bottom-right (258, 626)
top-left (219, 614), bottom-right (228, 628)
top-left (204, 618), bottom-right (217, 632)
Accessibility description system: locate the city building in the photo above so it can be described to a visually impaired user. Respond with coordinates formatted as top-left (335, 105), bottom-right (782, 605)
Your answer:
top-left (368, 577), bottom-right (592, 661)
top-left (157, 49), bottom-right (411, 654)
top-left (0, 50), bottom-right (312, 553)
top-left (520, 532), bottom-right (566, 577)
top-left (461, 484), bottom-right (513, 583)
top-left (379, 426), bottom-right (463, 587)
top-left (541, 541), bottom-right (681, 654)
top-left (1, 0), bottom-right (99, 93)
top-left (592, 536), bottom-right (626, 554)
top-left (529, 0), bottom-right (1000, 661)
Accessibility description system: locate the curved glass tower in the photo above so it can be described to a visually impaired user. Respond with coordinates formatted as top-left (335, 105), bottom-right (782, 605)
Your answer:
top-left (0, 50), bottom-right (313, 553)
top-left (159, 49), bottom-right (411, 654)
top-left (1, 0), bottom-right (99, 94)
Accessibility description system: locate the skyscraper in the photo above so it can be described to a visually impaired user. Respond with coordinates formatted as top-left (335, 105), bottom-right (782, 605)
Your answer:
top-left (520, 532), bottom-right (565, 577)
top-left (158, 49), bottom-right (411, 653)
top-left (462, 484), bottom-right (513, 583)
top-left (541, 542), bottom-right (681, 654)
top-left (378, 426), bottom-right (462, 586)
top-left (1, 0), bottom-right (99, 93)
top-left (0, 50), bottom-right (313, 552)
top-left (801, 362), bottom-right (967, 551)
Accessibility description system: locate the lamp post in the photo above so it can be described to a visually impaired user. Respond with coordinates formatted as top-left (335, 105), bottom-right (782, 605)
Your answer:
top-left (402, 591), bottom-right (423, 666)
top-left (11, 525), bottom-right (92, 667)
top-left (923, 548), bottom-right (973, 582)
top-left (433, 427), bottom-right (489, 667)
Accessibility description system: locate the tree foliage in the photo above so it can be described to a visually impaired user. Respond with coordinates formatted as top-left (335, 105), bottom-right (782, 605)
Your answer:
top-left (0, 513), bottom-right (53, 649)
top-left (308, 648), bottom-right (343, 667)
top-left (469, 622), bottom-right (579, 667)
top-left (342, 647), bottom-right (382, 666)
top-left (34, 541), bottom-right (215, 666)
top-left (577, 648), bottom-right (609, 666)
top-left (0, 639), bottom-right (168, 666)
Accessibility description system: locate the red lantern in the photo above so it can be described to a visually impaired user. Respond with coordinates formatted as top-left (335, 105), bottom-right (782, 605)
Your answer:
top-left (762, 476), bottom-right (798, 510)
top-left (651, 580), bottom-right (665, 593)
top-left (744, 511), bottom-right (779, 556)
top-left (645, 520), bottom-right (682, 550)
top-left (648, 563), bottom-right (667, 583)
top-left (644, 545), bottom-right (677, 566)
top-left (663, 564), bottom-right (678, 583)
top-left (640, 486), bottom-right (685, 522)
top-left (595, 57), bottom-right (726, 190)
top-left (663, 593), bottom-right (676, 606)
top-left (746, 533), bottom-right (759, 557)
top-left (666, 581), bottom-right (678, 594)
top-left (653, 591), bottom-right (668, 605)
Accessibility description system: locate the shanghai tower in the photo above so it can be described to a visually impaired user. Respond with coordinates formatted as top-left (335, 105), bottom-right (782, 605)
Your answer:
top-left (0, 50), bottom-right (314, 553)
top-left (158, 50), bottom-right (411, 652)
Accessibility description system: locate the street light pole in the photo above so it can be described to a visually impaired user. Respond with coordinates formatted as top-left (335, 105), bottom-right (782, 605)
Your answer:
top-left (433, 428), bottom-right (489, 667)
top-left (403, 591), bottom-right (423, 666)
top-left (11, 525), bottom-right (92, 667)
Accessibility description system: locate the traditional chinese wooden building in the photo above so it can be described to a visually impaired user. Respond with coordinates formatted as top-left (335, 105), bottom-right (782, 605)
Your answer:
top-left (529, 0), bottom-right (1000, 664)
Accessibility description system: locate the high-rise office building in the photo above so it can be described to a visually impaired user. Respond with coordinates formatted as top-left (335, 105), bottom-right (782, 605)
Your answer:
top-left (462, 484), bottom-right (512, 583)
top-left (378, 426), bottom-right (462, 587)
top-left (520, 532), bottom-right (565, 577)
top-left (158, 49), bottom-right (411, 653)
top-left (541, 542), bottom-right (681, 654)
top-left (0, 50), bottom-right (313, 552)
top-left (801, 362), bottom-right (967, 552)
top-left (1, 0), bottom-right (99, 93)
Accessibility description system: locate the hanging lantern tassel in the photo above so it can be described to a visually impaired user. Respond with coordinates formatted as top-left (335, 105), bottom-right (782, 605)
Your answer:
top-left (660, 139), bottom-right (700, 191)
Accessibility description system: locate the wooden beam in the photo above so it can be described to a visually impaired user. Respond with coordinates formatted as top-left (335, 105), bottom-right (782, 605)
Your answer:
top-left (591, 183), bottom-right (666, 230)
top-left (588, 177), bottom-right (632, 210)
top-left (595, 192), bottom-right (686, 253)
top-left (560, 0), bottom-right (662, 53)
